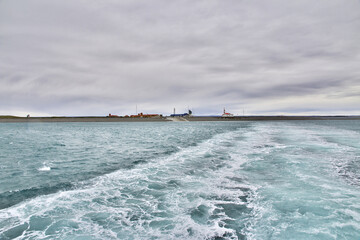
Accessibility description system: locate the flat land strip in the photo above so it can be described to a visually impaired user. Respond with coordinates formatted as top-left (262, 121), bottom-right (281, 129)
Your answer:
top-left (1, 116), bottom-right (359, 123)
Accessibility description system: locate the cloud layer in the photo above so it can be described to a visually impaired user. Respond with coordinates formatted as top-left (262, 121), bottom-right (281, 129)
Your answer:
top-left (1, 0), bottom-right (359, 116)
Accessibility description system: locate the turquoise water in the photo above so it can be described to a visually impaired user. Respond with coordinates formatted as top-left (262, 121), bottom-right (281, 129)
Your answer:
top-left (0, 121), bottom-right (359, 239)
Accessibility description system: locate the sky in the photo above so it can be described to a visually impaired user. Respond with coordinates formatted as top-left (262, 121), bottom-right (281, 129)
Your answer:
top-left (0, 0), bottom-right (359, 116)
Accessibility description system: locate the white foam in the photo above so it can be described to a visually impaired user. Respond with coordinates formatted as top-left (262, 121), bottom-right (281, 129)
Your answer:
top-left (38, 166), bottom-right (51, 171)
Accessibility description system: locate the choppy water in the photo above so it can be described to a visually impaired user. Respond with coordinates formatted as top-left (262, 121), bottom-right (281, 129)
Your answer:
top-left (0, 121), bottom-right (359, 239)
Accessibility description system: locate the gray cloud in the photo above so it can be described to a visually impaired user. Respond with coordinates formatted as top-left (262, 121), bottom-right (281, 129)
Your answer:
top-left (0, 0), bottom-right (359, 116)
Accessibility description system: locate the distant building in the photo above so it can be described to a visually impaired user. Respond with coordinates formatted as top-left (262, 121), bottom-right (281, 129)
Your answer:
top-left (222, 108), bottom-right (234, 117)
top-left (130, 113), bottom-right (160, 118)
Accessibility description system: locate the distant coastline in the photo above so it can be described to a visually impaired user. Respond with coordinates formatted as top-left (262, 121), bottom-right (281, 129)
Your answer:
top-left (1, 115), bottom-right (359, 123)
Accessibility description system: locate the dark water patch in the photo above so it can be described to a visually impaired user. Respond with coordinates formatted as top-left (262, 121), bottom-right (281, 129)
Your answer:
top-left (296, 203), bottom-right (332, 217)
top-left (167, 179), bottom-right (181, 188)
top-left (29, 216), bottom-right (52, 231)
top-left (148, 182), bottom-right (167, 190)
top-left (132, 159), bottom-right (147, 165)
top-left (238, 195), bottom-right (249, 203)
top-left (161, 148), bottom-right (179, 155)
top-left (253, 144), bottom-right (274, 149)
top-left (219, 141), bottom-right (234, 147)
top-left (184, 169), bottom-right (197, 176)
top-left (0, 182), bottom-right (74, 210)
top-left (10, 171), bottom-right (22, 177)
top-left (187, 227), bottom-right (195, 236)
top-left (155, 201), bottom-right (168, 211)
top-left (92, 197), bottom-right (107, 206)
top-left (1, 222), bottom-right (29, 239)
top-left (45, 220), bottom-right (79, 235)
top-left (129, 214), bottom-right (140, 222)
top-left (144, 189), bottom-right (166, 198)
top-left (152, 211), bottom-right (173, 218)
top-left (106, 196), bottom-right (124, 207)
top-left (212, 203), bottom-right (250, 240)
top-left (209, 164), bottom-right (228, 171)
top-left (149, 220), bottom-right (174, 230)
top-left (83, 157), bottom-right (147, 174)
top-left (215, 203), bottom-right (250, 219)
top-left (225, 177), bottom-right (252, 195)
top-left (334, 156), bottom-right (360, 186)
top-left (53, 143), bottom-right (66, 147)
top-left (83, 212), bottom-right (110, 228)
top-left (190, 204), bottom-right (210, 225)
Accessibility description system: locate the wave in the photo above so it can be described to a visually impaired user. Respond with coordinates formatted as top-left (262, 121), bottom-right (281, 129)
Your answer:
top-left (0, 124), bottom-right (245, 211)
top-left (0, 126), bottom-right (255, 239)
top-left (3, 121), bottom-right (359, 239)
top-left (0, 182), bottom-right (74, 210)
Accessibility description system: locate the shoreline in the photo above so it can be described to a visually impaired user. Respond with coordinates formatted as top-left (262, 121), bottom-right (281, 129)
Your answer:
top-left (1, 116), bottom-right (360, 123)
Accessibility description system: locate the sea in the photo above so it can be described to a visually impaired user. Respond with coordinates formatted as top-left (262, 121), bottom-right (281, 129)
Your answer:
top-left (0, 120), bottom-right (359, 240)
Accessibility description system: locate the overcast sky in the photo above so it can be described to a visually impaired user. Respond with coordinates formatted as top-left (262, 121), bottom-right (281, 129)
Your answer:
top-left (1, 0), bottom-right (359, 116)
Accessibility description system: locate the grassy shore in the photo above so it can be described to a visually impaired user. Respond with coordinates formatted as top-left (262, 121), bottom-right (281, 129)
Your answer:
top-left (1, 115), bottom-right (359, 123)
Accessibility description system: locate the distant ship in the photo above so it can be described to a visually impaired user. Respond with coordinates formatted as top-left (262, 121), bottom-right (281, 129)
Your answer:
top-left (222, 108), bottom-right (234, 117)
